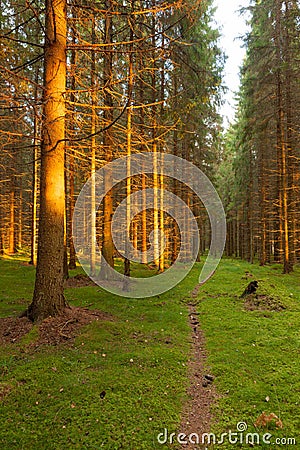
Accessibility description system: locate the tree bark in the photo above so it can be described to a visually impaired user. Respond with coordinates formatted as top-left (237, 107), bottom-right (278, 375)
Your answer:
top-left (28, 0), bottom-right (67, 322)
top-left (67, 22), bottom-right (77, 270)
top-left (99, 0), bottom-right (114, 279)
top-left (275, 0), bottom-right (291, 273)
top-left (90, 17), bottom-right (97, 276)
top-left (30, 80), bottom-right (39, 266)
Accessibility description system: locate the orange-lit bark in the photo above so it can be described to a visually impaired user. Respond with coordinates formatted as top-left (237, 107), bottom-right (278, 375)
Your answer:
top-left (275, 1), bottom-right (291, 273)
top-left (9, 186), bottom-right (16, 254)
top-left (67, 27), bottom-right (77, 270)
top-left (141, 172), bottom-right (148, 264)
top-left (30, 94), bottom-right (38, 266)
top-left (123, 13), bottom-right (134, 289)
top-left (90, 17), bottom-right (97, 276)
top-left (159, 39), bottom-right (165, 272)
top-left (151, 7), bottom-right (159, 269)
top-left (28, 0), bottom-right (67, 322)
top-left (99, 0), bottom-right (114, 279)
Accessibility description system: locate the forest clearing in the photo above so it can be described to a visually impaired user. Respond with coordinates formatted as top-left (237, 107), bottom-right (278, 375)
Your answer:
top-left (1, 0), bottom-right (300, 448)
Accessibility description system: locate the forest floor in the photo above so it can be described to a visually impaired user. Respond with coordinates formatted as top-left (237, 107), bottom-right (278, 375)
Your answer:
top-left (0, 256), bottom-right (299, 449)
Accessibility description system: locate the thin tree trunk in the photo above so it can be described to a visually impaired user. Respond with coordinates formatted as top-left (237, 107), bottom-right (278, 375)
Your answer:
top-left (284, 0), bottom-right (295, 269)
top-left (151, 7), bottom-right (159, 268)
top-left (100, 0), bottom-right (114, 279)
top-left (18, 186), bottom-right (22, 249)
top-left (275, 1), bottom-right (291, 273)
top-left (68, 24), bottom-right (77, 270)
top-left (141, 171), bottom-right (148, 264)
top-left (90, 17), bottom-right (97, 276)
top-left (123, 8), bottom-right (134, 289)
top-left (29, 58), bottom-right (40, 266)
top-left (139, 58), bottom-right (148, 264)
top-left (9, 184), bottom-right (16, 254)
top-left (0, 198), bottom-right (4, 255)
top-left (172, 75), bottom-right (179, 264)
top-left (159, 35), bottom-right (165, 272)
top-left (159, 159), bottom-right (165, 271)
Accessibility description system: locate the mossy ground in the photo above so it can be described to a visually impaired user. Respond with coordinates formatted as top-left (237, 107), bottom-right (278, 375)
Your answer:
top-left (0, 256), bottom-right (299, 449)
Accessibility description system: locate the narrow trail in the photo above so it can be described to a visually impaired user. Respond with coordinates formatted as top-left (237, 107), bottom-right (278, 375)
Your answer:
top-left (179, 296), bottom-right (217, 449)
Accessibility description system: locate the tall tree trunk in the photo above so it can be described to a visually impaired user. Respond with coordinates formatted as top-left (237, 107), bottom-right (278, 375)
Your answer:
top-left (100, 0), bottom-right (114, 279)
top-left (275, 0), bottom-right (291, 273)
top-left (68, 23), bottom-right (77, 270)
top-left (30, 64), bottom-right (40, 266)
top-left (138, 56), bottom-right (148, 264)
top-left (284, 0), bottom-right (295, 269)
top-left (18, 186), bottom-right (22, 249)
top-left (28, 0), bottom-right (67, 322)
top-left (159, 34), bottom-right (165, 272)
top-left (141, 171), bottom-right (148, 264)
top-left (151, 6), bottom-right (159, 269)
top-left (90, 17), bottom-right (97, 276)
top-left (9, 181), bottom-right (16, 254)
top-left (171, 75), bottom-right (179, 264)
top-left (123, 6), bottom-right (134, 289)
top-left (0, 197), bottom-right (4, 255)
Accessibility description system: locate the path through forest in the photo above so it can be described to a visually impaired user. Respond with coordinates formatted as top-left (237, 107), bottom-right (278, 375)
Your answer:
top-left (179, 293), bottom-right (217, 448)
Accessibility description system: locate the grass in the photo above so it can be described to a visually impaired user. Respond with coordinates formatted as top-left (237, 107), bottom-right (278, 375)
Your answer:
top-left (0, 256), bottom-right (299, 449)
top-left (0, 257), bottom-right (195, 450)
top-left (196, 260), bottom-right (300, 448)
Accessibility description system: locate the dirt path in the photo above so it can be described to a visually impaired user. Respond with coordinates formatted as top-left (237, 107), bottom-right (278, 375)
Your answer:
top-left (179, 301), bottom-right (217, 449)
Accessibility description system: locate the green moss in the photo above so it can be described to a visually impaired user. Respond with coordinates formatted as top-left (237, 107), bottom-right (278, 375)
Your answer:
top-left (0, 257), bottom-right (299, 449)
top-left (197, 260), bottom-right (300, 448)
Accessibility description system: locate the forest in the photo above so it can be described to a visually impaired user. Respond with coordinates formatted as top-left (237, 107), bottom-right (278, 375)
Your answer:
top-left (0, 0), bottom-right (299, 448)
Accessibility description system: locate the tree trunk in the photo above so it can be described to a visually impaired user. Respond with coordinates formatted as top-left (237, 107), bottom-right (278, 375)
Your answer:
top-left (275, 0), bottom-right (291, 273)
top-left (28, 0), bottom-right (67, 322)
top-left (99, 0), bottom-right (114, 279)
top-left (18, 186), bottom-right (22, 250)
top-left (123, 12), bottom-right (134, 288)
top-left (151, 7), bottom-right (159, 269)
top-left (0, 199), bottom-right (4, 255)
top-left (159, 37), bottom-right (165, 272)
top-left (9, 184), bottom-right (17, 254)
top-left (90, 17), bottom-right (97, 276)
top-left (67, 24), bottom-right (77, 270)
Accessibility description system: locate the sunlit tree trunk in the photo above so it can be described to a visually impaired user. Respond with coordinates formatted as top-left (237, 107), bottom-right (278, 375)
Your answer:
top-left (284, 0), bottom-right (295, 268)
top-left (0, 198), bottom-right (4, 255)
top-left (159, 158), bottom-right (165, 271)
top-left (171, 75), bottom-right (179, 264)
top-left (159, 36), bottom-right (165, 272)
top-left (124, 93), bottom-right (132, 284)
top-left (124, 6), bottom-right (134, 288)
top-left (141, 171), bottom-right (148, 264)
top-left (90, 17), bottom-right (97, 276)
top-left (28, 0), bottom-right (67, 322)
top-left (68, 25), bottom-right (77, 270)
top-left (18, 185), bottom-right (22, 249)
top-left (9, 179), bottom-right (16, 254)
top-left (151, 6), bottom-right (159, 269)
top-left (275, 0), bottom-right (291, 273)
top-left (30, 81), bottom-right (39, 265)
top-left (100, 0), bottom-right (114, 279)
top-left (138, 57), bottom-right (148, 264)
